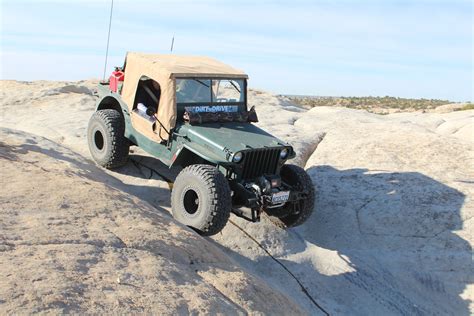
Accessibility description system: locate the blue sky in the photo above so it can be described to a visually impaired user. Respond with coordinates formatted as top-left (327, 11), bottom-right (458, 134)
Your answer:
top-left (1, 0), bottom-right (472, 101)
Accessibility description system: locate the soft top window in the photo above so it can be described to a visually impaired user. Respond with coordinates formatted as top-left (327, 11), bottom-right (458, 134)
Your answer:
top-left (176, 79), bottom-right (244, 104)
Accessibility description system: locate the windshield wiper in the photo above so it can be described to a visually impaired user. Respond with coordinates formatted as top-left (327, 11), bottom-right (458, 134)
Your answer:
top-left (193, 79), bottom-right (210, 88)
top-left (229, 81), bottom-right (241, 93)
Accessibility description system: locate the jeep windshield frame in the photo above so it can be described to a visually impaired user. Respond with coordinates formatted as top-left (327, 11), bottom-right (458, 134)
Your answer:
top-left (175, 77), bottom-right (247, 107)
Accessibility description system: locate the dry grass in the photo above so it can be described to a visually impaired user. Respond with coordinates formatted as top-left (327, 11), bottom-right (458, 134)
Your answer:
top-left (454, 103), bottom-right (474, 111)
top-left (287, 95), bottom-right (457, 113)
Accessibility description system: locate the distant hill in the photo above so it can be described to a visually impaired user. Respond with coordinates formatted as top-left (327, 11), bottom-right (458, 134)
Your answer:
top-left (282, 95), bottom-right (471, 114)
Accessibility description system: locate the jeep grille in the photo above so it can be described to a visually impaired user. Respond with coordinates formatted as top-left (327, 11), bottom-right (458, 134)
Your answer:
top-left (241, 148), bottom-right (281, 180)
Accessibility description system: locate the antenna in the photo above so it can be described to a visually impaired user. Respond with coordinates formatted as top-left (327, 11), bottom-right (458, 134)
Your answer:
top-left (170, 35), bottom-right (175, 52)
top-left (102, 0), bottom-right (114, 81)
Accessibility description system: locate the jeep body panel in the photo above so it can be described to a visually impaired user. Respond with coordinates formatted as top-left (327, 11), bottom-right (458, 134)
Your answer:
top-left (95, 84), bottom-right (173, 164)
top-left (94, 93), bottom-right (223, 168)
top-left (175, 122), bottom-right (293, 161)
top-left (95, 83), bottom-right (293, 173)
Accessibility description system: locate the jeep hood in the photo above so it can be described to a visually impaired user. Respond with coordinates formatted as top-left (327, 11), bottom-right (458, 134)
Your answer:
top-left (178, 122), bottom-right (289, 163)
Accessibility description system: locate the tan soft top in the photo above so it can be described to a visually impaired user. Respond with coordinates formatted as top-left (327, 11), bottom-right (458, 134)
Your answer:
top-left (121, 52), bottom-right (248, 141)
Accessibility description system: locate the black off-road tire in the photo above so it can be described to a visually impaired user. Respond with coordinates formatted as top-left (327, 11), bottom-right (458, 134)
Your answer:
top-left (87, 109), bottom-right (129, 169)
top-left (268, 164), bottom-right (315, 227)
top-left (171, 164), bottom-right (232, 236)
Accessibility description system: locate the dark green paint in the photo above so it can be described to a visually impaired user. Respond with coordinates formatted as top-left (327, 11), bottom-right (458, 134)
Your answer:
top-left (94, 82), bottom-right (293, 180)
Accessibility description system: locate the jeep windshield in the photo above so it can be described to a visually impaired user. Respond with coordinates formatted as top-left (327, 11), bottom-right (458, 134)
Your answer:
top-left (176, 78), bottom-right (245, 105)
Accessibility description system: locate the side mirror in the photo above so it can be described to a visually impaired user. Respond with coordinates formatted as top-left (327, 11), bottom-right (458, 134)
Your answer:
top-left (146, 107), bottom-right (156, 117)
top-left (247, 106), bottom-right (258, 123)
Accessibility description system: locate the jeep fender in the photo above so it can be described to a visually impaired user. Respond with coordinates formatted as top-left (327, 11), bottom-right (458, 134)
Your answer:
top-left (96, 96), bottom-right (128, 116)
top-left (171, 143), bottom-right (229, 168)
top-left (95, 95), bottom-right (133, 137)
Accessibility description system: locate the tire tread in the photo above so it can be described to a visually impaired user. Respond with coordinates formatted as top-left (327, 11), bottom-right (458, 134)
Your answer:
top-left (88, 109), bottom-right (129, 169)
top-left (279, 164), bottom-right (315, 227)
top-left (172, 164), bottom-right (231, 236)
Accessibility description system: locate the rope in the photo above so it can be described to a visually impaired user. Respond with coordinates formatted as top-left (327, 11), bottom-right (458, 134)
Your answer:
top-left (102, 0), bottom-right (114, 81)
top-left (228, 219), bottom-right (330, 316)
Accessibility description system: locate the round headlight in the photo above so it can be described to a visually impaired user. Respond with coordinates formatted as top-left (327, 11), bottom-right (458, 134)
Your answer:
top-left (233, 152), bottom-right (243, 163)
top-left (280, 148), bottom-right (289, 159)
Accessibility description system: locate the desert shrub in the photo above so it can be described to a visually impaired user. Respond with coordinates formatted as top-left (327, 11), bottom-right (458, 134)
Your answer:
top-left (454, 103), bottom-right (474, 111)
top-left (288, 95), bottom-right (453, 113)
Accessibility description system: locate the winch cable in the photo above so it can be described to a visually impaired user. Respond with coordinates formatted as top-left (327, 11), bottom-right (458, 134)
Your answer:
top-left (228, 219), bottom-right (330, 316)
top-left (127, 158), bottom-right (329, 315)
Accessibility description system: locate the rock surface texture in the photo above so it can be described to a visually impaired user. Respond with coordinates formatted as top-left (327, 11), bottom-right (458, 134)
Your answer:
top-left (0, 80), bottom-right (472, 315)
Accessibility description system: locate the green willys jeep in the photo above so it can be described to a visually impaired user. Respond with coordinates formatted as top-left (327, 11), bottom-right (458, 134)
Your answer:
top-left (88, 53), bottom-right (314, 235)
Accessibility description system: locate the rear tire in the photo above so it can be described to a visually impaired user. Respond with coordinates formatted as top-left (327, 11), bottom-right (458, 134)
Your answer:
top-left (267, 164), bottom-right (315, 227)
top-left (87, 109), bottom-right (129, 169)
top-left (171, 164), bottom-right (231, 236)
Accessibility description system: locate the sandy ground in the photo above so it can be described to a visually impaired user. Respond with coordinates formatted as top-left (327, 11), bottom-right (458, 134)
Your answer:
top-left (0, 80), bottom-right (473, 315)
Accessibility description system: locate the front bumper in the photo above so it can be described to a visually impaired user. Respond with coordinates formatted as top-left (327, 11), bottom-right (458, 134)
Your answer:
top-left (230, 179), bottom-right (307, 210)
